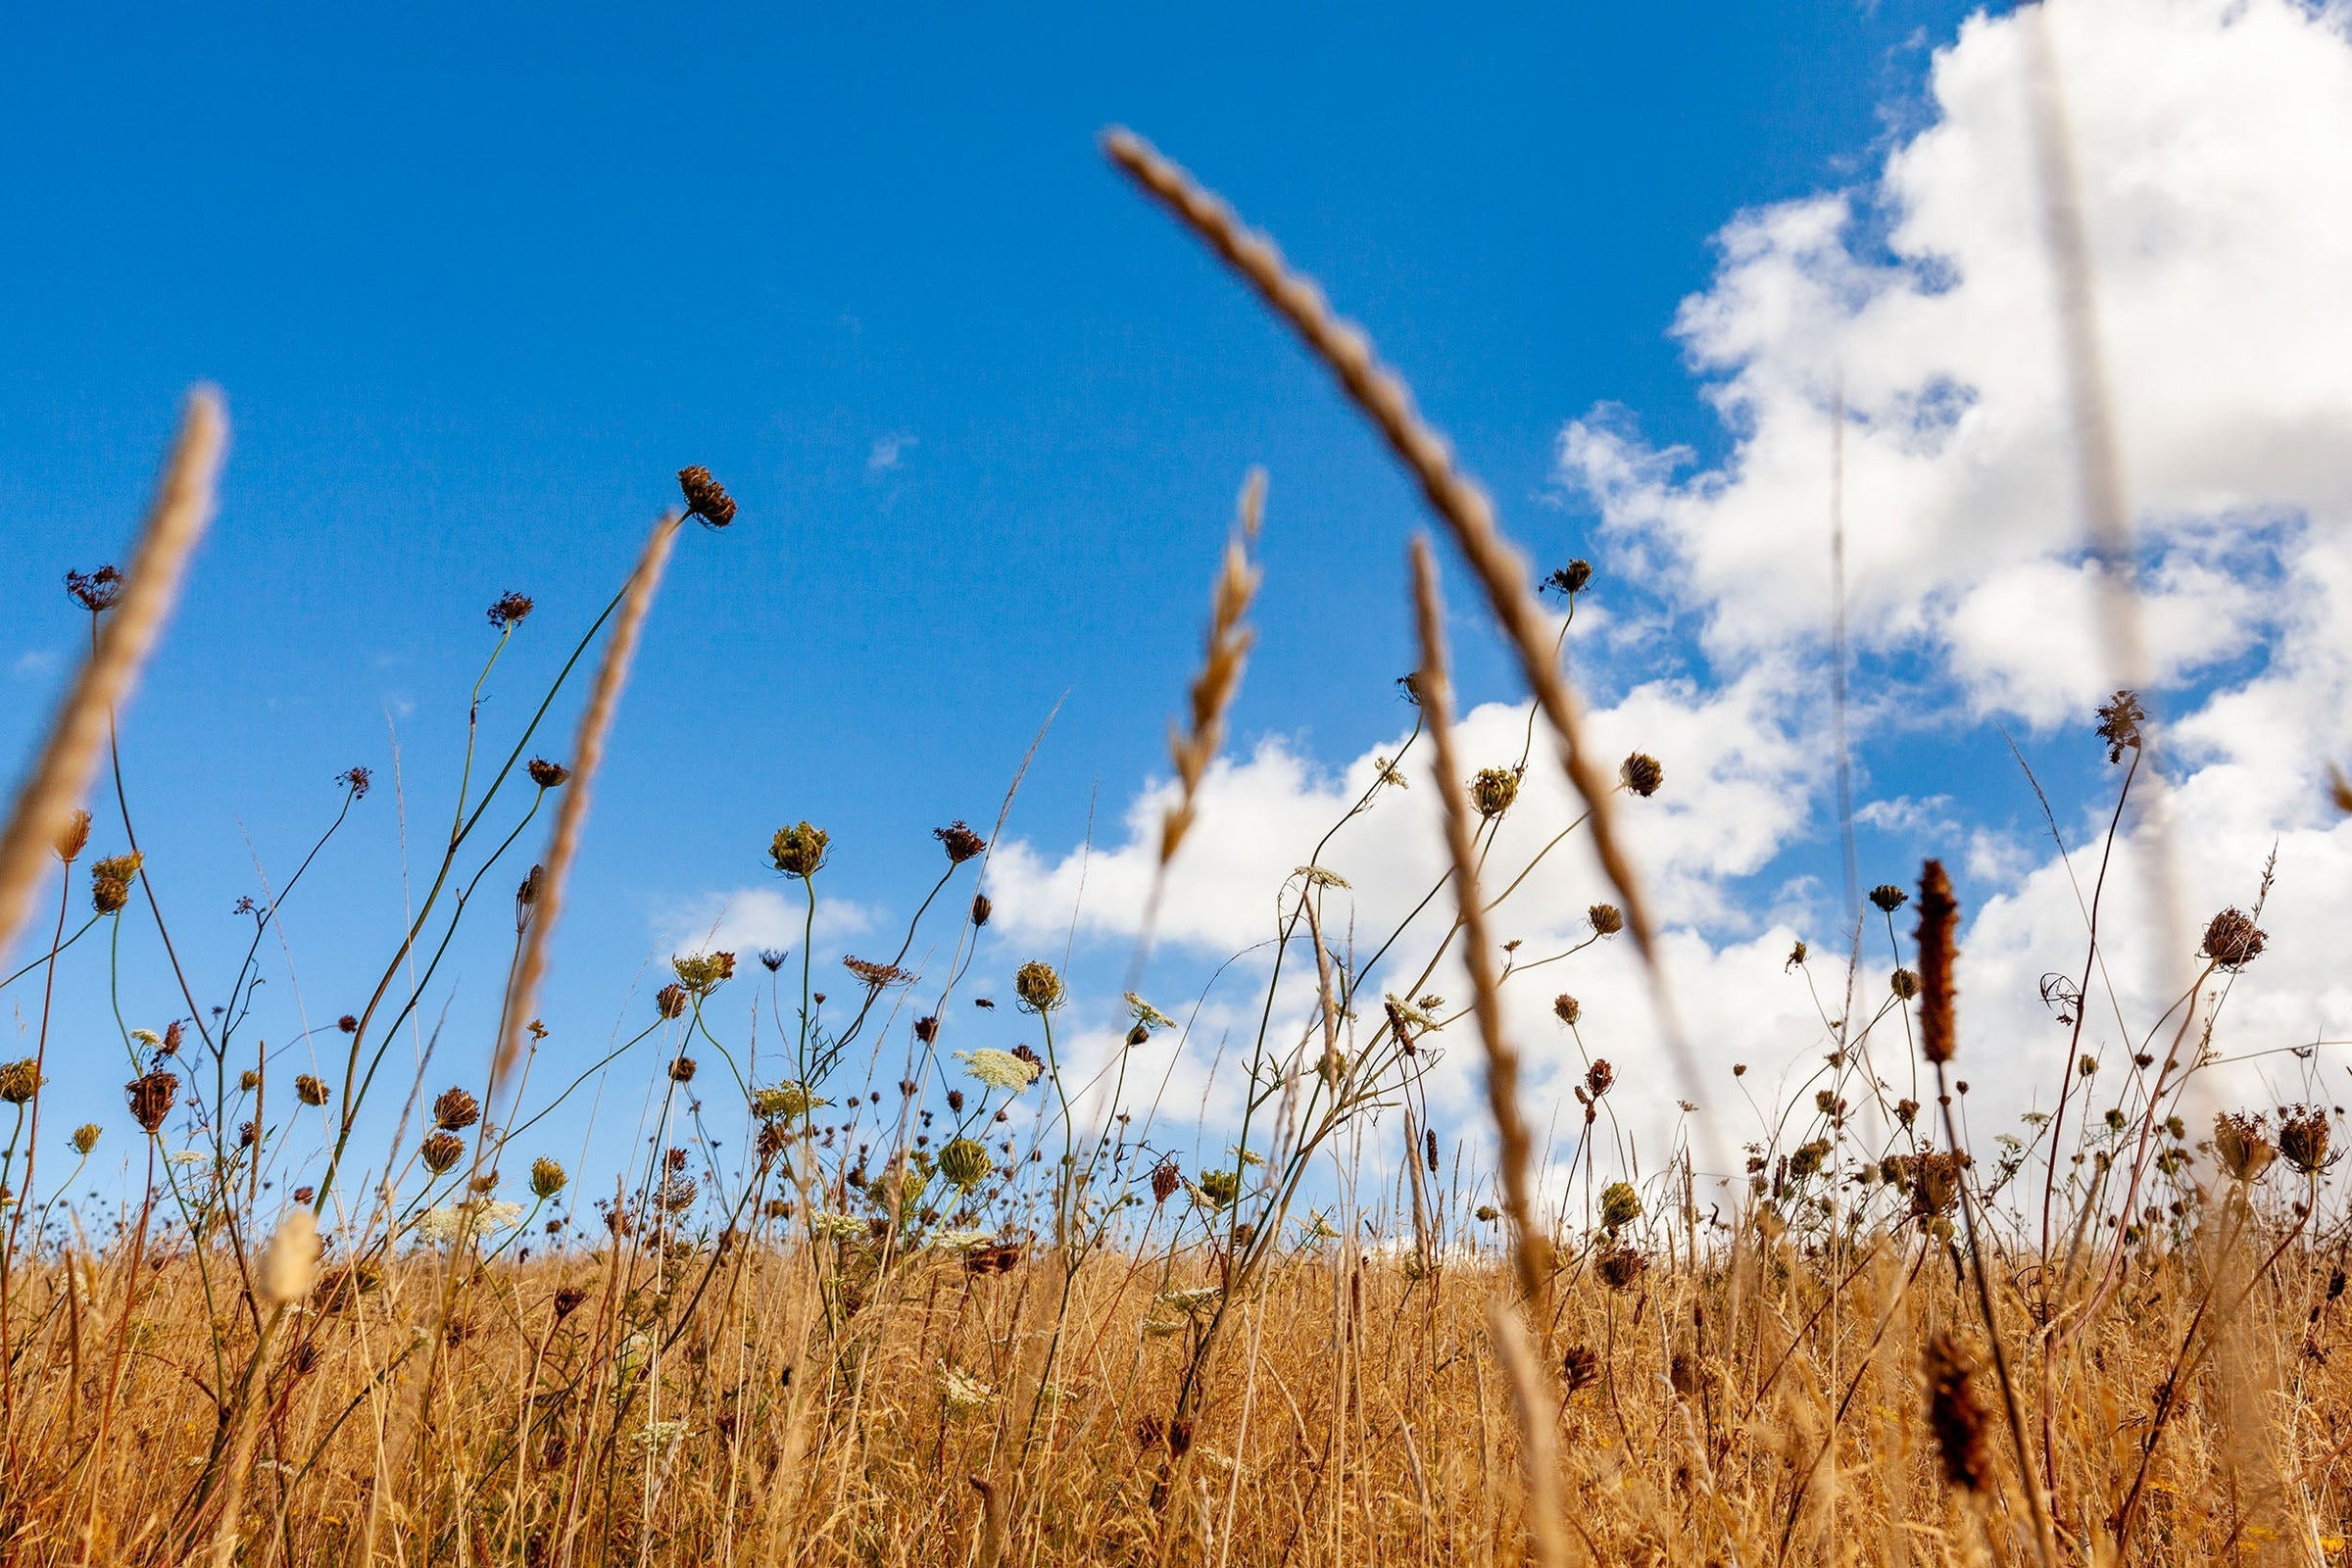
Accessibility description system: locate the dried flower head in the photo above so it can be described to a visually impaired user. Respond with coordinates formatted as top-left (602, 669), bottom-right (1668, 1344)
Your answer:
top-left (2215, 1111), bottom-right (2277, 1183)
top-left (90, 852), bottom-right (142, 915)
top-left (0, 1059), bottom-right (41, 1104)
top-left (553, 1285), bottom-right (588, 1319)
top-left (240, 1068), bottom-right (261, 1091)
top-left (1599, 1180), bottom-right (1641, 1232)
top-left (1561, 1344), bottom-right (1601, 1396)
top-left (1620, 753), bottom-right (1664, 798)
top-left (668, 1055), bottom-right (698, 1083)
top-left (1552, 994), bottom-right (1581, 1027)
top-left (55, 808), bottom-right (91, 863)
top-left (66, 564), bottom-right (125, 612)
top-left (530, 1155), bottom-right (567, 1199)
top-left (1543, 560), bottom-right (1593, 598)
top-left (337, 764), bottom-right (372, 798)
top-left (72, 1124), bottom-right (101, 1155)
top-left (433, 1087), bottom-right (481, 1132)
top-left (1469, 766), bottom-right (1521, 818)
top-left (672, 950), bottom-right (735, 995)
top-left (656, 984), bottom-right (689, 1020)
top-left (1893, 1151), bottom-right (1965, 1218)
top-left (1890, 967), bottom-right (1921, 1001)
top-left (759, 949), bottom-right (787, 972)
top-left (1013, 960), bottom-right (1063, 1013)
top-left (1915, 860), bottom-right (1959, 1064)
top-left (126, 1070), bottom-right (178, 1134)
top-left (1869, 884), bottom-right (1908, 913)
top-left (486, 591), bottom-right (534, 629)
top-left (2280, 1105), bottom-right (2331, 1176)
top-left (1594, 1244), bottom-right (1647, 1292)
top-left (294, 1073), bottom-right (330, 1107)
top-left (843, 956), bottom-right (914, 989)
top-left (1151, 1156), bottom-right (1182, 1204)
top-left (934, 820), bottom-right (987, 864)
top-left (2200, 906), bottom-right (2267, 971)
top-left (938, 1138), bottom-right (992, 1191)
top-left (335, 1014), bottom-right (358, 1035)
top-left (970, 892), bottom-right (993, 928)
top-left (1588, 903), bottom-right (1624, 938)
top-left (1923, 1331), bottom-right (1987, 1492)
top-left (768, 821), bottom-right (830, 878)
top-left (527, 758), bottom-right (570, 789)
top-left (677, 466), bottom-right (737, 527)
top-left (420, 1131), bottom-right (466, 1175)
top-left (2095, 690), bottom-right (2145, 764)
top-left (1586, 1059), bottom-right (1615, 1100)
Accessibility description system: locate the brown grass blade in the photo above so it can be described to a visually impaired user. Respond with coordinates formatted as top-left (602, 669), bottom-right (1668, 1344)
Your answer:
top-left (1413, 537), bottom-right (1549, 1309)
top-left (0, 389), bottom-right (225, 960)
top-left (1103, 127), bottom-right (1712, 1145)
top-left (1485, 1297), bottom-right (1572, 1568)
top-left (489, 513), bottom-right (680, 1102)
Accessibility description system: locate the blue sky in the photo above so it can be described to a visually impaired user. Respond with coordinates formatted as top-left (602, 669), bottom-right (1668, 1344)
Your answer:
top-left (9, 0), bottom-right (2351, 1207)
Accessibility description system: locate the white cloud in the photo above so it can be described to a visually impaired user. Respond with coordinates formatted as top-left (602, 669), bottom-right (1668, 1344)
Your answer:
top-left (10, 649), bottom-right (59, 679)
top-left (867, 433), bottom-right (916, 473)
top-left (651, 886), bottom-right (874, 963)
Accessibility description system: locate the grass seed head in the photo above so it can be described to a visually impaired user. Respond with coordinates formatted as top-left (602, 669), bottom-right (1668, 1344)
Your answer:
top-left (1915, 859), bottom-right (1958, 1063)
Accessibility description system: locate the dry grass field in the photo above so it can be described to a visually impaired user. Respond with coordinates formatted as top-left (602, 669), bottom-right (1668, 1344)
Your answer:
top-left (3, 133), bottom-right (2349, 1568)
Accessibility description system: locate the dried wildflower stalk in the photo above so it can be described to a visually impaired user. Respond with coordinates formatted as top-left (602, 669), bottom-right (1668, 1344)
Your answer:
top-left (1485, 1297), bottom-right (1570, 1568)
top-left (1160, 468), bottom-right (1262, 867)
top-left (492, 514), bottom-right (680, 1100)
top-left (1104, 128), bottom-right (1710, 1128)
top-left (0, 390), bottom-right (224, 957)
top-left (1412, 539), bottom-right (1549, 1307)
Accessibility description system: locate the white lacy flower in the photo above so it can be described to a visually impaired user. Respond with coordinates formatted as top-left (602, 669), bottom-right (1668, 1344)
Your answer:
top-left (931, 1228), bottom-right (995, 1253)
top-left (937, 1365), bottom-right (995, 1416)
top-left (955, 1049), bottom-right (1040, 1092)
top-left (167, 1151), bottom-right (208, 1167)
top-left (633, 1419), bottom-right (689, 1459)
top-left (414, 1200), bottom-right (524, 1244)
top-left (1156, 1286), bottom-right (1223, 1313)
top-left (807, 1211), bottom-right (864, 1241)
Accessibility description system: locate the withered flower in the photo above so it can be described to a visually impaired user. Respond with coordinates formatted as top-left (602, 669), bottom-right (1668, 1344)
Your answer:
top-left (678, 466), bottom-right (737, 528)
top-left (1151, 1156), bottom-right (1181, 1204)
top-left (1469, 766), bottom-right (1521, 819)
top-left (0, 1059), bottom-right (43, 1104)
top-left (1620, 753), bottom-right (1665, 798)
top-left (2095, 690), bottom-right (2145, 765)
top-left (1890, 968), bottom-right (1920, 1001)
top-left (2200, 906), bottom-right (2267, 971)
top-left (337, 765), bottom-right (372, 799)
top-left (656, 984), bottom-right (689, 1020)
top-left (1869, 884), bottom-right (1907, 913)
top-left (66, 564), bottom-right (124, 612)
top-left (759, 949), bottom-right (787, 972)
top-left (486, 592), bottom-right (535, 629)
top-left (843, 956), bottom-right (914, 989)
top-left (126, 1069), bottom-right (179, 1134)
top-left (768, 822), bottom-right (829, 878)
top-left (970, 893), bottom-right (993, 928)
top-left (1013, 960), bottom-right (1063, 1013)
top-left (553, 1284), bottom-right (588, 1319)
top-left (1589, 903), bottom-right (1624, 938)
top-left (2215, 1111), bottom-right (2277, 1183)
top-left (90, 853), bottom-right (142, 915)
top-left (433, 1087), bottom-right (481, 1132)
top-left (295, 1073), bottom-right (330, 1106)
top-left (1595, 1244), bottom-right (1647, 1292)
top-left (527, 758), bottom-right (570, 789)
top-left (72, 1124), bottom-right (101, 1155)
top-left (2280, 1105), bottom-right (2330, 1176)
top-left (913, 1015), bottom-right (940, 1045)
top-left (1561, 1345), bottom-right (1601, 1396)
top-left (934, 820), bottom-right (987, 864)
top-left (1553, 994), bottom-right (1581, 1027)
top-left (668, 1056), bottom-right (698, 1083)
top-left (55, 808), bottom-right (91, 863)
top-left (1544, 560), bottom-right (1593, 598)
top-left (336, 1014), bottom-right (359, 1035)
top-left (420, 1131), bottom-right (465, 1175)
top-left (1586, 1060), bottom-right (1615, 1099)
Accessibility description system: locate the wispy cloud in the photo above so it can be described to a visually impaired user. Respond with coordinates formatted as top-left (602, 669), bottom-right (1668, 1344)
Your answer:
top-left (867, 433), bottom-right (917, 473)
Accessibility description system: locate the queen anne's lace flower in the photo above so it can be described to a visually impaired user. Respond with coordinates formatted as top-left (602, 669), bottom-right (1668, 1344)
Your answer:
top-left (938, 1365), bottom-right (995, 1416)
top-left (956, 1048), bottom-right (1041, 1091)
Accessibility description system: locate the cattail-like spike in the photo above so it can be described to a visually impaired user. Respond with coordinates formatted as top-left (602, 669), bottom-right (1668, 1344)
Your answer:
top-left (1923, 1331), bottom-right (1988, 1494)
top-left (0, 390), bottom-right (224, 960)
top-left (491, 514), bottom-right (680, 1102)
top-left (1412, 538), bottom-right (1549, 1306)
top-left (1916, 859), bottom-right (1958, 1064)
top-left (1160, 470), bottom-right (1262, 866)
